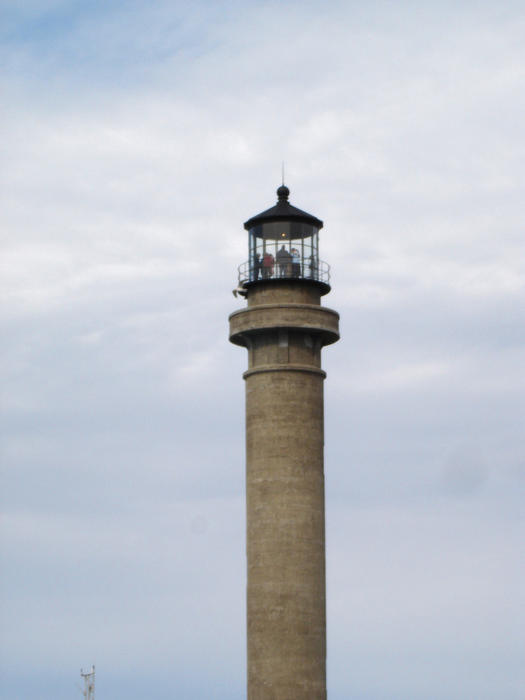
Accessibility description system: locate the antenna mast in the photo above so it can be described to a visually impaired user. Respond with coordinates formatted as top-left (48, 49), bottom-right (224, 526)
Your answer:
top-left (80, 666), bottom-right (95, 700)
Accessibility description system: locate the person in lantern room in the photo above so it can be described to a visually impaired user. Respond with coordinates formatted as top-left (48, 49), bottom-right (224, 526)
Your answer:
top-left (276, 245), bottom-right (292, 277)
top-left (262, 251), bottom-right (274, 279)
top-left (291, 248), bottom-right (301, 277)
top-left (253, 252), bottom-right (262, 280)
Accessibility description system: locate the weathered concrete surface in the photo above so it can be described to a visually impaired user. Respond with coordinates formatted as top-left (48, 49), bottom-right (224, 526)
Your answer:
top-left (229, 279), bottom-right (339, 700)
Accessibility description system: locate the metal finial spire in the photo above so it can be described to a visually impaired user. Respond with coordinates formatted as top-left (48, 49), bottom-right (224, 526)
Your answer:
top-left (281, 161), bottom-right (285, 186)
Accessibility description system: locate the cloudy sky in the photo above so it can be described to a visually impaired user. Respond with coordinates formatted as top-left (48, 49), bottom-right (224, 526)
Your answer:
top-left (1, 1), bottom-right (524, 698)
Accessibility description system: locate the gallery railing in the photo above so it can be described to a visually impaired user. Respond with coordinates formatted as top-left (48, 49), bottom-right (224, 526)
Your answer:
top-left (238, 259), bottom-right (330, 286)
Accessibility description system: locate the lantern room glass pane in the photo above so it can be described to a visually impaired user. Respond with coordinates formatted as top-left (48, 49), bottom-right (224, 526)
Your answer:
top-left (248, 222), bottom-right (319, 282)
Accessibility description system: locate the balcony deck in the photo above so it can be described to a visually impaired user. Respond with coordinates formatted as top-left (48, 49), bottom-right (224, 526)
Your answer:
top-left (238, 259), bottom-right (330, 289)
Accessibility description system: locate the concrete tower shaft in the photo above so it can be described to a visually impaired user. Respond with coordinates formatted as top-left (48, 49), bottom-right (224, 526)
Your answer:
top-left (230, 277), bottom-right (339, 699)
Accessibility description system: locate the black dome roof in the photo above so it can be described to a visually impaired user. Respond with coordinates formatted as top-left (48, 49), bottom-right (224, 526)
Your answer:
top-left (244, 186), bottom-right (323, 231)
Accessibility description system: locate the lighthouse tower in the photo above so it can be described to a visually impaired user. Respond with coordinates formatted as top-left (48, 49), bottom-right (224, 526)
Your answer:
top-left (229, 185), bottom-right (340, 700)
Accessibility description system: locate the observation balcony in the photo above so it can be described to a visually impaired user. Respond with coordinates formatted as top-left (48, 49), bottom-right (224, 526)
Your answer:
top-left (237, 258), bottom-right (331, 287)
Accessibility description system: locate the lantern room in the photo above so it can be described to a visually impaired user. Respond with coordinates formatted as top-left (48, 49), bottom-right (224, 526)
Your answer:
top-left (238, 185), bottom-right (331, 293)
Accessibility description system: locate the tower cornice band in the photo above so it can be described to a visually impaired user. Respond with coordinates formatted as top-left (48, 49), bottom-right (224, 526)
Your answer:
top-left (229, 302), bottom-right (340, 348)
top-left (243, 364), bottom-right (327, 379)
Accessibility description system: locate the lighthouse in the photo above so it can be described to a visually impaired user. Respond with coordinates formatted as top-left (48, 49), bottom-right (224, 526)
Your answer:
top-left (229, 185), bottom-right (340, 699)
